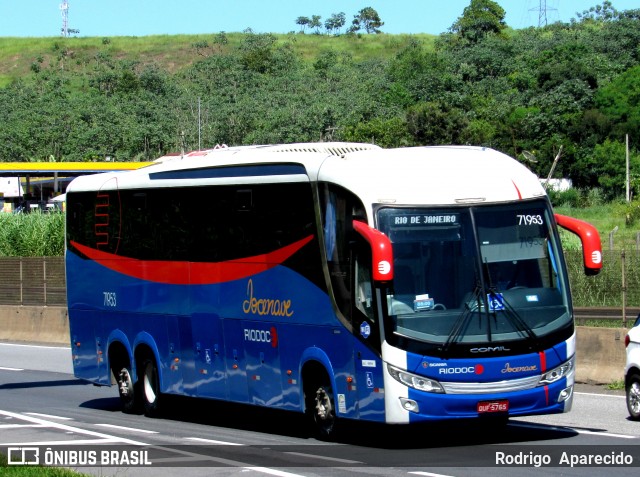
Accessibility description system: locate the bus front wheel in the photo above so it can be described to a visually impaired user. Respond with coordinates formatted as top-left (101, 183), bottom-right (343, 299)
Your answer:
top-left (307, 383), bottom-right (338, 439)
top-left (141, 358), bottom-right (162, 417)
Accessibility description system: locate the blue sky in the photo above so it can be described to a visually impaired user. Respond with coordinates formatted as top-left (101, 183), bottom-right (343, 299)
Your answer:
top-left (1, 1), bottom-right (638, 37)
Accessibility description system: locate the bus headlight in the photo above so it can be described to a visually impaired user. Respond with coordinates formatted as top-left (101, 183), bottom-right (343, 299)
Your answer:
top-left (539, 356), bottom-right (574, 385)
top-left (387, 364), bottom-right (445, 393)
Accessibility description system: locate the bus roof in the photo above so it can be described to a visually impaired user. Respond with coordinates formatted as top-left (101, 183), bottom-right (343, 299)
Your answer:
top-left (66, 144), bottom-right (546, 213)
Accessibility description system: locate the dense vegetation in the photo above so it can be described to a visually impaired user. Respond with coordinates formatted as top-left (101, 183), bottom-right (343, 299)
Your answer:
top-left (0, 212), bottom-right (65, 256)
top-left (0, 0), bottom-right (639, 202)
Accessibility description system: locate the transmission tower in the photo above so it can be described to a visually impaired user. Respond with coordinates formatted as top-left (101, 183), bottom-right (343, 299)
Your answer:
top-left (60, 1), bottom-right (79, 37)
top-left (530, 0), bottom-right (559, 27)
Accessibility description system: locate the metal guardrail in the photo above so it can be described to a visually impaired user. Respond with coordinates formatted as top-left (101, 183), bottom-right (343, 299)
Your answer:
top-left (574, 307), bottom-right (640, 327)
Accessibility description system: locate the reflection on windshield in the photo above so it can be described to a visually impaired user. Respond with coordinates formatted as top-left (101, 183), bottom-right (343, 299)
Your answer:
top-left (377, 201), bottom-right (570, 348)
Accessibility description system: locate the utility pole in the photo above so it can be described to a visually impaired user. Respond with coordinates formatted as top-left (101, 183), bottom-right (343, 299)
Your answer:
top-left (626, 134), bottom-right (630, 202)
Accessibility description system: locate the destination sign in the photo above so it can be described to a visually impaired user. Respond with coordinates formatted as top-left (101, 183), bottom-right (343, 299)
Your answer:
top-left (390, 213), bottom-right (459, 227)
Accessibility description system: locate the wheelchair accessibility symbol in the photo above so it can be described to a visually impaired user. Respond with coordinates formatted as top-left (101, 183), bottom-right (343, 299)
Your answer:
top-left (366, 372), bottom-right (374, 388)
top-left (488, 293), bottom-right (505, 312)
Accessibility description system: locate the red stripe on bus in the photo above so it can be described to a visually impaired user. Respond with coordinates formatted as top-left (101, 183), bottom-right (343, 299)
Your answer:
top-left (511, 180), bottom-right (523, 199)
top-left (69, 235), bottom-right (313, 285)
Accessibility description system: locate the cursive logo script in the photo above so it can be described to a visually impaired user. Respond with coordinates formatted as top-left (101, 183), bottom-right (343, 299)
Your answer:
top-left (242, 279), bottom-right (294, 317)
top-left (501, 362), bottom-right (538, 373)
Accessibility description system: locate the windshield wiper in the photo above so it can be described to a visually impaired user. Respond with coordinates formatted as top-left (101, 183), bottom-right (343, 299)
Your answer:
top-left (489, 289), bottom-right (540, 351)
top-left (440, 284), bottom-right (482, 355)
top-left (482, 256), bottom-right (539, 350)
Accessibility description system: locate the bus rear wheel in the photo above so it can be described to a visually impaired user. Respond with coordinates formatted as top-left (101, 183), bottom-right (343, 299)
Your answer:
top-left (116, 367), bottom-right (142, 414)
top-left (141, 358), bottom-right (162, 417)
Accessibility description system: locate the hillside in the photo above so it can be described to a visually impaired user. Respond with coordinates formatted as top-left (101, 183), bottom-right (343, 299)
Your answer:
top-left (0, 33), bottom-right (435, 88)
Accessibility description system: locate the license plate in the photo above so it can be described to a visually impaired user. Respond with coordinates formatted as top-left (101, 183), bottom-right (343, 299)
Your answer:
top-left (477, 400), bottom-right (509, 413)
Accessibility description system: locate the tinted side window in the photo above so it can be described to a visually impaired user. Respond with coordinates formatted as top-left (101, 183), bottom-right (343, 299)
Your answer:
top-left (67, 182), bottom-right (326, 290)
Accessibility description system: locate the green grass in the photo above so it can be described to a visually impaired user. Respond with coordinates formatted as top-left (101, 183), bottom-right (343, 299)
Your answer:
top-left (0, 454), bottom-right (88, 476)
top-left (287, 32), bottom-right (435, 61)
top-left (576, 320), bottom-right (625, 328)
top-left (606, 379), bottom-right (625, 391)
top-left (555, 203), bottom-right (639, 251)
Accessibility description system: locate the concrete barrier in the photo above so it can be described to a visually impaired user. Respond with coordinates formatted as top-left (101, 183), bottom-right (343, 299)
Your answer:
top-left (575, 326), bottom-right (627, 384)
top-left (0, 306), bottom-right (630, 385)
top-left (0, 305), bottom-right (69, 345)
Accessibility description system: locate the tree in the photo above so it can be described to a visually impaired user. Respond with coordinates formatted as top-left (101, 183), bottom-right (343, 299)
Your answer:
top-left (324, 12), bottom-right (346, 36)
top-left (574, 1), bottom-right (618, 23)
top-left (449, 0), bottom-right (506, 43)
top-left (343, 117), bottom-right (411, 147)
top-left (295, 16), bottom-right (310, 34)
top-left (238, 31), bottom-right (278, 74)
top-left (406, 101), bottom-right (468, 145)
top-left (351, 7), bottom-right (384, 34)
top-left (594, 65), bottom-right (640, 146)
top-left (309, 15), bottom-right (322, 34)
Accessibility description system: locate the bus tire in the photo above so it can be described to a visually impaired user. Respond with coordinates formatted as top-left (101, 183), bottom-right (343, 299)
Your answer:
top-left (141, 357), bottom-right (162, 417)
top-left (116, 366), bottom-right (142, 414)
top-left (306, 381), bottom-right (338, 439)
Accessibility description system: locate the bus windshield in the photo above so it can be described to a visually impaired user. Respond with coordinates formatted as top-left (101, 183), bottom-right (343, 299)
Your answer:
top-left (377, 200), bottom-right (570, 354)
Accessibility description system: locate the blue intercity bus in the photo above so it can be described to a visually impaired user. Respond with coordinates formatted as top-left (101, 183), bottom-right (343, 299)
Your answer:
top-left (65, 143), bottom-right (602, 438)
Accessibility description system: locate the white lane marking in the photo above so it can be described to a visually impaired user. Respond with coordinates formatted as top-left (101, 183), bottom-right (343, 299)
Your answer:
top-left (185, 437), bottom-right (244, 445)
top-left (575, 391), bottom-right (625, 399)
top-left (0, 343), bottom-right (70, 350)
top-left (284, 451), bottom-right (362, 464)
top-left (95, 423), bottom-right (159, 434)
top-left (574, 429), bottom-right (636, 439)
top-left (0, 424), bottom-right (45, 429)
top-left (244, 468), bottom-right (307, 477)
top-left (0, 366), bottom-right (23, 371)
top-left (25, 412), bottom-right (73, 420)
top-left (409, 472), bottom-right (456, 477)
top-left (0, 410), bottom-right (148, 446)
top-left (1, 438), bottom-right (142, 446)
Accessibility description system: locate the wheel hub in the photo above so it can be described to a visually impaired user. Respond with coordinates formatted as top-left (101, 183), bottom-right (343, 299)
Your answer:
top-left (315, 388), bottom-right (332, 421)
top-left (118, 369), bottom-right (132, 397)
top-left (630, 382), bottom-right (640, 413)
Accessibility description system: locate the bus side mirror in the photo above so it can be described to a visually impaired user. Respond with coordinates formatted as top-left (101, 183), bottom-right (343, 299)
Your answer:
top-left (352, 220), bottom-right (394, 284)
top-left (554, 214), bottom-right (603, 276)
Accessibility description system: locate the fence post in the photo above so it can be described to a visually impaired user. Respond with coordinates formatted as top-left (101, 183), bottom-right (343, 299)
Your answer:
top-left (43, 258), bottom-right (47, 306)
top-left (622, 250), bottom-right (627, 327)
top-left (19, 257), bottom-right (23, 306)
